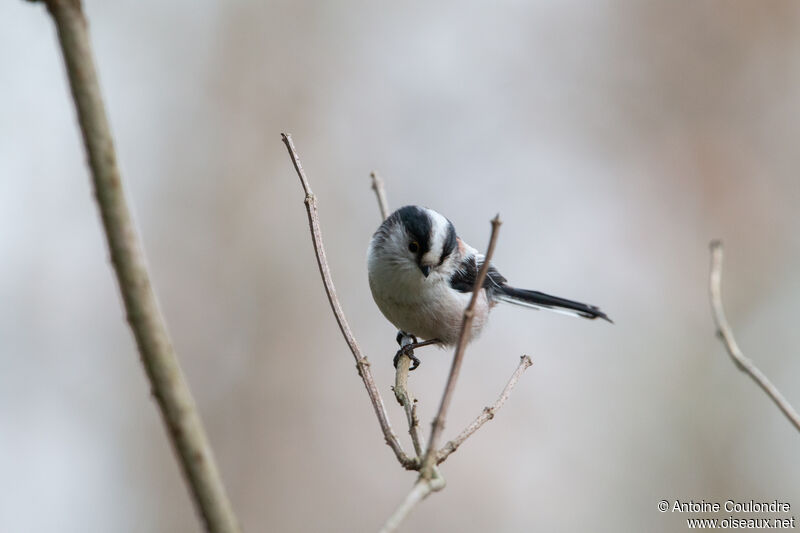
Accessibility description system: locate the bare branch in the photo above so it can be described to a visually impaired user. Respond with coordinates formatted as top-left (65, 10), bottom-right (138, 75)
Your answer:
top-left (282, 134), bottom-right (418, 469)
top-left (370, 171), bottom-right (390, 221)
top-left (709, 240), bottom-right (800, 433)
top-left (437, 355), bottom-right (533, 464)
top-left (421, 215), bottom-right (503, 479)
top-left (394, 336), bottom-right (425, 458)
top-left (34, 1), bottom-right (240, 531)
top-left (378, 473), bottom-right (446, 533)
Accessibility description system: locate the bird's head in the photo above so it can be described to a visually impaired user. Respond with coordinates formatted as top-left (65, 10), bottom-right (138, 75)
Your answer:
top-left (373, 205), bottom-right (457, 279)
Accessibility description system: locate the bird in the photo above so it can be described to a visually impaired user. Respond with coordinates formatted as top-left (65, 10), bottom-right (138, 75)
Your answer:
top-left (367, 205), bottom-right (611, 369)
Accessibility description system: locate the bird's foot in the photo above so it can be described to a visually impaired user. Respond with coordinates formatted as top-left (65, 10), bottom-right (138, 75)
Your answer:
top-left (393, 342), bottom-right (422, 371)
top-left (392, 333), bottom-right (441, 371)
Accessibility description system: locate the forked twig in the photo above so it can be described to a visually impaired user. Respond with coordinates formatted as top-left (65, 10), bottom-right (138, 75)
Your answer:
top-left (421, 215), bottom-right (503, 478)
top-left (281, 134), bottom-right (418, 469)
top-left (437, 355), bottom-right (533, 463)
top-left (284, 148), bottom-right (534, 531)
top-left (709, 240), bottom-right (800, 432)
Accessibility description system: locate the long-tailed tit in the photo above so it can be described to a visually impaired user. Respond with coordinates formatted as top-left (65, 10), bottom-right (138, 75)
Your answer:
top-left (367, 205), bottom-right (611, 369)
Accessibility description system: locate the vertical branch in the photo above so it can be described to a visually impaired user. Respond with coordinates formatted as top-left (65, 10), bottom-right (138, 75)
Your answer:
top-left (709, 240), bottom-right (800, 432)
top-left (33, 1), bottom-right (240, 531)
top-left (421, 216), bottom-right (502, 479)
top-left (394, 335), bottom-right (425, 458)
top-left (281, 134), bottom-right (417, 469)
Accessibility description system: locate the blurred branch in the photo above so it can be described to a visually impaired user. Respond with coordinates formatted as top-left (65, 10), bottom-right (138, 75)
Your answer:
top-left (31, 1), bottom-right (240, 531)
top-left (709, 240), bottom-right (800, 433)
top-left (437, 355), bottom-right (533, 464)
top-left (281, 134), bottom-right (418, 470)
top-left (421, 215), bottom-right (503, 479)
top-left (379, 472), bottom-right (446, 533)
top-left (370, 171), bottom-right (390, 221)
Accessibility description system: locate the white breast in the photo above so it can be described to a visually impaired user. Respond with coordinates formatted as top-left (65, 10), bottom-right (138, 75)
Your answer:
top-left (367, 240), bottom-right (489, 345)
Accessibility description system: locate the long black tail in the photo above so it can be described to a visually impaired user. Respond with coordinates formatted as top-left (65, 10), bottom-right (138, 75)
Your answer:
top-left (495, 286), bottom-right (612, 323)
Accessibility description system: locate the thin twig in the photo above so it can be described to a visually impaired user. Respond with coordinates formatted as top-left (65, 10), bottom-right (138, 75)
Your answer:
top-left (282, 134), bottom-right (418, 469)
top-left (421, 216), bottom-right (503, 479)
top-left (437, 355), bottom-right (533, 464)
top-left (34, 1), bottom-right (240, 531)
top-left (709, 240), bottom-right (800, 432)
top-left (378, 472), bottom-right (446, 533)
top-left (394, 335), bottom-right (425, 458)
top-left (370, 171), bottom-right (390, 221)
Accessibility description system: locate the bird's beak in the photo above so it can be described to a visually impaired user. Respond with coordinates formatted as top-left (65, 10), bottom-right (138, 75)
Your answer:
top-left (420, 265), bottom-right (431, 278)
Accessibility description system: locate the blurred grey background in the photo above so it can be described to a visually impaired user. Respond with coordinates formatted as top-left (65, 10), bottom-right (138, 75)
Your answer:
top-left (2, 1), bottom-right (800, 531)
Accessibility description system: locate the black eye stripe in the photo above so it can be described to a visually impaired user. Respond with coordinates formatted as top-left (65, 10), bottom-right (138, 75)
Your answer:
top-left (438, 220), bottom-right (457, 265)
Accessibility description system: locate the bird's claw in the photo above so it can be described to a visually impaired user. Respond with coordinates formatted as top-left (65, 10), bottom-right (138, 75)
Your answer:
top-left (393, 344), bottom-right (421, 371)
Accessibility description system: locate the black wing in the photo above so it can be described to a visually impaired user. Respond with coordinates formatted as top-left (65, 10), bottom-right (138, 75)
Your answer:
top-left (449, 254), bottom-right (506, 295)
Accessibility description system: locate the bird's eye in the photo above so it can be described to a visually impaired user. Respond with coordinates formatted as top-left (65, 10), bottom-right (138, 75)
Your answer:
top-left (408, 241), bottom-right (419, 253)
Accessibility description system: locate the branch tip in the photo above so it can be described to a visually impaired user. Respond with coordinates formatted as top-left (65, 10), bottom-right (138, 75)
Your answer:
top-left (369, 171), bottom-right (390, 220)
top-left (708, 242), bottom-right (800, 433)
